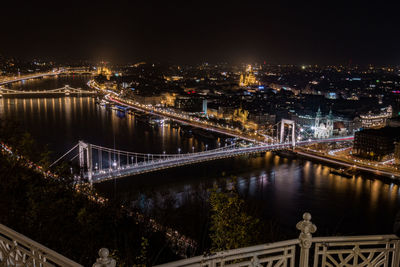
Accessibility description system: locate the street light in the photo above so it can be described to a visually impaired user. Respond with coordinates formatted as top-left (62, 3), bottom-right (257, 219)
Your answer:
top-left (205, 144), bottom-right (208, 151)
top-left (178, 148), bottom-right (181, 155)
top-left (192, 146), bottom-right (195, 153)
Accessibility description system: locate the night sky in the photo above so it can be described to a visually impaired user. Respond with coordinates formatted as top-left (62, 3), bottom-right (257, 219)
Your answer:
top-left (1, 1), bottom-right (399, 64)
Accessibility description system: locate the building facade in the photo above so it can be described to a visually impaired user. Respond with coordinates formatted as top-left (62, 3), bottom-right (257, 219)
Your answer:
top-left (314, 108), bottom-right (333, 138)
top-left (360, 106), bottom-right (392, 129)
top-left (239, 65), bottom-right (259, 87)
top-left (133, 95), bottom-right (163, 106)
top-left (174, 96), bottom-right (204, 112)
top-left (395, 142), bottom-right (400, 165)
top-left (353, 127), bottom-right (400, 161)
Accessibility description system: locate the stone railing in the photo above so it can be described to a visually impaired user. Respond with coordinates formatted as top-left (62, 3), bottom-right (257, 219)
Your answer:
top-left (0, 222), bottom-right (117, 267)
top-left (0, 223), bottom-right (83, 266)
top-left (153, 213), bottom-right (400, 267)
top-left (1, 213), bottom-right (400, 266)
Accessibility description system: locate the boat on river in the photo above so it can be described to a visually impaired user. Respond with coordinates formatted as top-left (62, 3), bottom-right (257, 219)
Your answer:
top-left (329, 168), bottom-right (353, 178)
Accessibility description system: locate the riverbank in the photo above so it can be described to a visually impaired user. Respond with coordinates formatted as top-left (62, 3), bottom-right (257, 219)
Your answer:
top-left (3, 74), bottom-right (400, 252)
top-left (289, 148), bottom-right (400, 182)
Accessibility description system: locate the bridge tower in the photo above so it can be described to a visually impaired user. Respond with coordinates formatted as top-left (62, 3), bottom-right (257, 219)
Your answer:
top-left (278, 119), bottom-right (296, 147)
top-left (78, 141), bottom-right (93, 184)
top-left (315, 107), bottom-right (321, 129)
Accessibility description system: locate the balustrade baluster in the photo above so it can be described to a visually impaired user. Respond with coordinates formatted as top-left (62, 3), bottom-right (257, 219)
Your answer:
top-left (296, 212), bottom-right (317, 267)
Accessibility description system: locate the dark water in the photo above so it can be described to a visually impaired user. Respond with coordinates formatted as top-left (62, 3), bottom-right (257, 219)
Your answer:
top-left (1, 75), bottom-right (400, 244)
top-left (1, 75), bottom-right (221, 155)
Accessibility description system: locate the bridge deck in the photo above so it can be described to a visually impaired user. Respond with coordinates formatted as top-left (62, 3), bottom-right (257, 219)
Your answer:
top-left (90, 144), bottom-right (293, 182)
top-left (0, 85), bottom-right (96, 96)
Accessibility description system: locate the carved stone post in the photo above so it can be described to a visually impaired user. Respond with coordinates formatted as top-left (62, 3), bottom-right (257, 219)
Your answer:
top-left (296, 212), bottom-right (316, 267)
top-left (394, 240), bottom-right (400, 267)
top-left (93, 248), bottom-right (116, 267)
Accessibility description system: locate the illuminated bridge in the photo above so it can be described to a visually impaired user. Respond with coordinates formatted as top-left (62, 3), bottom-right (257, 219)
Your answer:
top-left (53, 135), bottom-right (354, 184)
top-left (0, 71), bottom-right (61, 85)
top-left (0, 69), bottom-right (95, 86)
top-left (0, 85), bottom-right (96, 97)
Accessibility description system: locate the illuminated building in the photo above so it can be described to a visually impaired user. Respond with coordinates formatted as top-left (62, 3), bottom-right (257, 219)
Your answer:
top-left (161, 93), bottom-right (177, 107)
top-left (206, 108), bottom-right (221, 119)
top-left (134, 95), bottom-right (163, 106)
top-left (233, 107), bottom-right (249, 124)
top-left (206, 106), bottom-right (235, 120)
top-left (313, 108), bottom-right (333, 138)
top-left (353, 127), bottom-right (400, 161)
top-left (333, 121), bottom-right (347, 136)
top-left (164, 75), bottom-right (183, 81)
top-left (360, 106), bottom-right (392, 129)
top-left (239, 65), bottom-right (259, 87)
top-left (395, 142), bottom-right (400, 165)
top-left (269, 83), bottom-right (300, 95)
top-left (97, 66), bottom-right (112, 80)
top-left (292, 110), bottom-right (358, 136)
top-left (388, 117), bottom-right (400, 127)
top-left (248, 113), bottom-right (276, 125)
top-left (131, 62), bottom-right (146, 67)
top-left (325, 92), bottom-right (338, 99)
top-left (202, 99), bottom-right (207, 114)
top-left (174, 96), bottom-right (203, 112)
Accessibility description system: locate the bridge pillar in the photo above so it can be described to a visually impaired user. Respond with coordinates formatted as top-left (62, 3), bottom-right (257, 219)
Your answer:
top-left (276, 122), bottom-right (279, 143)
top-left (292, 123), bottom-right (296, 147)
top-left (78, 141), bottom-right (93, 185)
top-left (108, 152), bottom-right (111, 170)
top-left (280, 122), bottom-right (285, 144)
top-left (78, 141), bottom-right (87, 169)
top-left (87, 143), bottom-right (93, 185)
top-left (279, 119), bottom-right (296, 147)
top-left (99, 150), bottom-right (102, 171)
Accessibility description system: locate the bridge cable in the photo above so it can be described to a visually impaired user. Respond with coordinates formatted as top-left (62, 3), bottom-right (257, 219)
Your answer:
top-left (90, 142), bottom-right (237, 157)
top-left (70, 153), bottom-right (80, 162)
top-left (49, 144), bottom-right (78, 168)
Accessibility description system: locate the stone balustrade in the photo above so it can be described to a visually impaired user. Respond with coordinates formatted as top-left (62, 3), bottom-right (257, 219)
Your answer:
top-left (153, 212), bottom-right (400, 267)
top-left (1, 213), bottom-right (399, 266)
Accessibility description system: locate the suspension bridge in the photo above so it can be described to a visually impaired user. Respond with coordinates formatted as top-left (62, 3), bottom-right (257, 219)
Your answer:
top-left (0, 69), bottom-right (95, 86)
top-left (51, 123), bottom-right (354, 184)
top-left (0, 85), bottom-right (96, 97)
top-left (0, 71), bottom-right (61, 85)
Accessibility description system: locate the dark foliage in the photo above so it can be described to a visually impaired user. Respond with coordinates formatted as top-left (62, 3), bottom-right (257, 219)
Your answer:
top-left (0, 120), bottom-right (177, 266)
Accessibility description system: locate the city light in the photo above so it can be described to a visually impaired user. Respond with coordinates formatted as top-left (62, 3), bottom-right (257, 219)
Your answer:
top-left (1, 3), bottom-right (400, 267)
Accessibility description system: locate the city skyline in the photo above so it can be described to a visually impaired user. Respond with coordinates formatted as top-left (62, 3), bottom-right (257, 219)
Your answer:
top-left (2, 2), bottom-right (400, 266)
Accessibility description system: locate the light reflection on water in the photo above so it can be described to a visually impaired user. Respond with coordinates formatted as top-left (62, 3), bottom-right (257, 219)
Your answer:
top-left (0, 75), bottom-right (400, 239)
top-left (98, 151), bottom-right (400, 237)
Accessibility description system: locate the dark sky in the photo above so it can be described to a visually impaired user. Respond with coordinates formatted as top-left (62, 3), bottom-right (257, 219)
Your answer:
top-left (1, 1), bottom-right (399, 64)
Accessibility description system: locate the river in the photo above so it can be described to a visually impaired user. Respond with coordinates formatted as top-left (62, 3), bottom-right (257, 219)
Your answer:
top-left (1, 75), bottom-right (399, 248)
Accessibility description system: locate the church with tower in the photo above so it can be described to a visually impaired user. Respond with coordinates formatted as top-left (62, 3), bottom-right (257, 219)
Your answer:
top-left (313, 107), bottom-right (334, 138)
